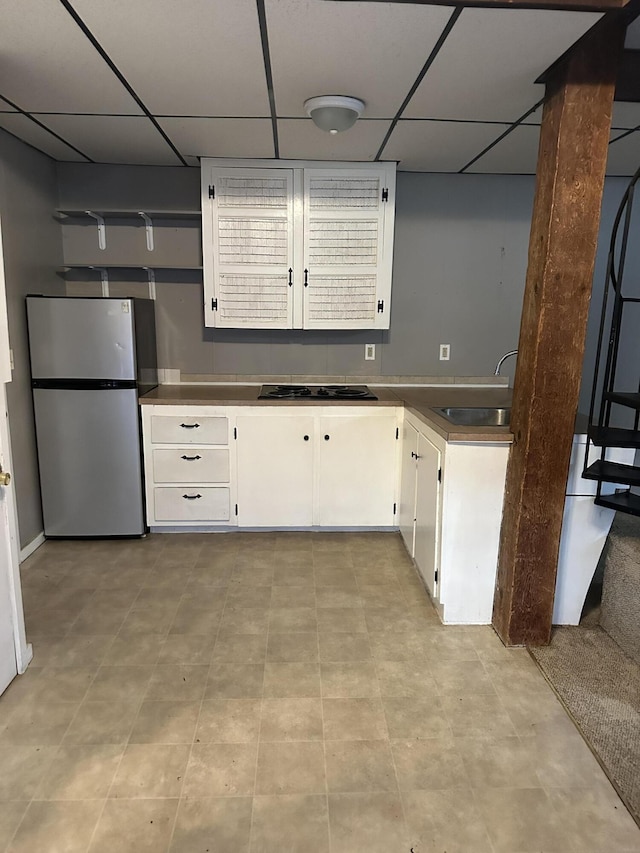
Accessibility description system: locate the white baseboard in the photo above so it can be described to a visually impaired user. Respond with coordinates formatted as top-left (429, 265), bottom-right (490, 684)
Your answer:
top-left (19, 532), bottom-right (45, 563)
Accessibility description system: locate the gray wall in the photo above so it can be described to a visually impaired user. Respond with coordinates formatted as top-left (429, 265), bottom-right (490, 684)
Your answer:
top-left (0, 130), bottom-right (64, 548)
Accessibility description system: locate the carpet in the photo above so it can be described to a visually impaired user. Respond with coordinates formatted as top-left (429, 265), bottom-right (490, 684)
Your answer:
top-left (530, 624), bottom-right (640, 826)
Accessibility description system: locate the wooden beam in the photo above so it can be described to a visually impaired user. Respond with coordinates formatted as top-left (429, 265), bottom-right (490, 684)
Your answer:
top-left (328, 0), bottom-right (629, 12)
top-left (492, 16), bottom-right (626, 647)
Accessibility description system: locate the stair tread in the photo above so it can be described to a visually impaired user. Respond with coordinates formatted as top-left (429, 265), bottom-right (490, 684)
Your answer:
top-left (595, 491), bottom-right (640, 516)
top-left (588, 425), bottom-right (640, 448)
top-left (583, 460), bottom-right (640, 487)
top-left (604, 391), bottom-right (640, 410)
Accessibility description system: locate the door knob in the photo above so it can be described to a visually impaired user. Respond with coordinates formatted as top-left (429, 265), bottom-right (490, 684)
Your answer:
top-left (0, 466), bottom-right (11, 487)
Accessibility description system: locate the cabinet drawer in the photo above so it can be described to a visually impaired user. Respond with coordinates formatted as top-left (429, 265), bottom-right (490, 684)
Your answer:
top-left (154, 487), bottom-right (230, 522)
top-left (150, 415), bottom-right (228, 445)
top-left (152, 449), bottom-right (229, 483)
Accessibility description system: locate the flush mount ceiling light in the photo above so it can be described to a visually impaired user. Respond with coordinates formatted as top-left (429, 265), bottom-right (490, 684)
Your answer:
top-left (304, 95), bottom-right (365, 134)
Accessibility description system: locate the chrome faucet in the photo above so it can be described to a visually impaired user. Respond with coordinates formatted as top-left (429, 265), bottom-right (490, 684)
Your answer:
top-left (494, 349), bottom-right (518, 376)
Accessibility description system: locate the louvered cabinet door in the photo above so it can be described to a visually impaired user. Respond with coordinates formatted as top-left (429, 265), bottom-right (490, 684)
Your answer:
top-left (204, 168), bottom-right (296, 329)
top-left (302, 167), bottom-right (395, 330)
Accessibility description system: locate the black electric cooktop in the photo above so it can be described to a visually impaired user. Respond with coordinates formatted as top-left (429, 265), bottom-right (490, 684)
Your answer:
top-left (258, 384), bottom-right (378, 400)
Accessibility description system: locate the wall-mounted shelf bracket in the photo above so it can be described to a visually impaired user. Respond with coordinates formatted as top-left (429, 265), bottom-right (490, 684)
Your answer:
top-left (89, 266), bottom-right (110, 297)
top-left (86, 211), bottom-right (106, 250)
top-left (143, 267), bottom-right (156, 300)
top-left (138, 212), bottom-right (154, 251)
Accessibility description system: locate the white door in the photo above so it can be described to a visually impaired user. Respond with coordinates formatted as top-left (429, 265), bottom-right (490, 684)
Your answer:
top-left (316, 414), bottom-right (397, 527)
top-left (414, 433), bottom-right (441, 598)
top-left (399, 421), bottom-right (418, 556)
top-left (236, 415), bottom-right (314, 527)
top-left (0, 212), bottom-right (30, 693)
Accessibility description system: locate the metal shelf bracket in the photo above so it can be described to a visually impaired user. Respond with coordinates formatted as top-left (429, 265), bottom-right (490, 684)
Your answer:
top-left (85, 210), bottom-right (106, 250)
top-left (138, 212), bottom-right (154, 251)
top-left (90, 266), bottom-right (109, 297)
top-left (143, 267), bottom-right (156, 300)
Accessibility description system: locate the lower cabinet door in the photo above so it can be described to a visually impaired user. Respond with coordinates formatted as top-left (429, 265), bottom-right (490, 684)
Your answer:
top-left (154, 487), bottom-right (230, 522)
top-left (399, 422), bottom-right (419, 556)
top-left (317, 414), bottom-right (398, 527)
top-left (236, 415), bottom-right (314, 526)
top-left (414, 432), bottom-right (441, 597)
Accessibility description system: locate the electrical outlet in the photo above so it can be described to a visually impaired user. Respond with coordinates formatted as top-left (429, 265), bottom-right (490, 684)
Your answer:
top-left (365, 343), bottom-right (376, 361)
top-left (439, 344), bottom-right (450, 361)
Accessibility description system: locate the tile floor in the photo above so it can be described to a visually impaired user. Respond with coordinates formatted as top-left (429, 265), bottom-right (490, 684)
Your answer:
top-left (1, 531), bottom-right (638, 852)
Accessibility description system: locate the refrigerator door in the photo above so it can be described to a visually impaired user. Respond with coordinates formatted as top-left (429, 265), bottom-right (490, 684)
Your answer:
top-left (27, 297), bottom-right (137, 381)
top-left (33, 387), bottom-right (145, 536)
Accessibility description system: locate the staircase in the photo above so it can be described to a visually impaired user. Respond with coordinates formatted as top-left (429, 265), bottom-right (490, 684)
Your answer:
top-left (583, 165), bottom-right (640, 517)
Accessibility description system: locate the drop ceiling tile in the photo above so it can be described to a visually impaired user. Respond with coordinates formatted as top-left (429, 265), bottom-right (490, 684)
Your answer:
top-left (383, 120), bottom-right (507, 173)
top-left (612, 103), bottom-right (640, 131)
top-left (278, 119), bottom-right (390, 161)
top-left (266, 0), bottom-right (453, 118)
top-left (405, 8), bottom-right (600, 122)
top-left (624, 18), bottom-right (640, 49)
top-left (467, 125), bottom-right (540, 174)
top-left (607, 131), bottom-right (640, 177)
top-left (71, 0), bottom-right (269, 117)
top-left (0, 0), bottom-right (141, 114)
top-left (0, 114), bottom-right (87, 161)
top-left (38, 116), bottom-right (181, 165)
top-left (158, 118), bottom-right (275, 159)
top-left (0, 98), bottom-right (17, 113)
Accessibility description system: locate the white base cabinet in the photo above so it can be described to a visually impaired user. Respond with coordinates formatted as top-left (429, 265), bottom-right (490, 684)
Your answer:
top-left (400, 411), bottom-right (509, 624)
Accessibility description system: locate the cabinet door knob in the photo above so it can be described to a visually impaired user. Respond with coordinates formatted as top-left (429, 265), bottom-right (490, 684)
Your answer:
top-left (304, 435), bottom-right (309, 441)
top-left (324, 434), bottom-right (330, 441)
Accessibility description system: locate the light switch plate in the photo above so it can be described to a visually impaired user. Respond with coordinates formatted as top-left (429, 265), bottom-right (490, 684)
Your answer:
top-left (439, 344), bottom-right (450, 361)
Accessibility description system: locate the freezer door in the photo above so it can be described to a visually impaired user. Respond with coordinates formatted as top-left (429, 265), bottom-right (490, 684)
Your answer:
top-left (27, 297), bottom-right (137, 380)
top-left (33, 387), bottom-right (145, 536)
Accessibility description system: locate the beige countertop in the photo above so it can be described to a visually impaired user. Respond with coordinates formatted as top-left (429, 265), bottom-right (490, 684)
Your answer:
top-left (140, 384), bottom-right (514, 443)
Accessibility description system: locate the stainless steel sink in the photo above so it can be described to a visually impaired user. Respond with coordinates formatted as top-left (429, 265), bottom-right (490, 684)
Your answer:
top-left (434, 406), bottom-right (511, 427)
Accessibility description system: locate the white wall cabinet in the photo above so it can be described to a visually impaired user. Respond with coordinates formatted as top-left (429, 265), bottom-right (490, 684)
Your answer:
top-left (142, 406), bottom-right (236, 528)
top-left (400, 411), bottom-right (509, 624)
top-left (235, 407), bottom-right (400, 528)
top-left (201, 159), bottom-right (396, 330)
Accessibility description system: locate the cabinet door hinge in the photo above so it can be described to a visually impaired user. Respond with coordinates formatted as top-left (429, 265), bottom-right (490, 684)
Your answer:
top-left (209, 184), bottom-right (215, 199)
top-left (235, 504), bottom-right (238, 516)
top-left (393, 502), bottom-right (397, 515)
top-left (233, 427), bottom-right (237, 440)
top-left (377, 300), bottom-right (384, 313)
top-left (435, 569), bottom-right (439, 583)
top-left (395, 427), bottom-right (399, 440)
top-left (381, 187), bottom-right (389, 202)
top-left (438, 468), bottom-right (442, 482)
top-left (211, 298), bottom-right (218, 311)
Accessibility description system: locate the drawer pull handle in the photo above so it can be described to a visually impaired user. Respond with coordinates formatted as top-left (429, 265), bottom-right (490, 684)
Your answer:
top-left (182, 493), bottom-right (202, 500)
top-left (181, 455), bottom-right (201, 461)
top-left (180, 423), bottom-right (200, 429)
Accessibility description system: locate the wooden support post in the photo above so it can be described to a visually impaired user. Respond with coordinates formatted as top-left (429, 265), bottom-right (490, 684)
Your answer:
top-left (492, 17), bottom-right (626, 646)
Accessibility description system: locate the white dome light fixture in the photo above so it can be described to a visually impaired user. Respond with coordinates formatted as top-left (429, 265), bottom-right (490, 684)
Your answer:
top-left (304, 95), bottom-right (365, 134)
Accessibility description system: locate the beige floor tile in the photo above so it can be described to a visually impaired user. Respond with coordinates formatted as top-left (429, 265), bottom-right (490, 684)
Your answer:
top-left (269, 607), bottom-right (317, 633)
top-left (473, 787), bottom-right (577, 852)
top-left (430, 659), bottom-right (497, 695)
top-left (109, 743), bottom-right (190, 798)
top-left (103, 634), bottom-right (165, 666)
top-left (266, 632), bottom-right (319, 662)
top-left (219, 607), bottom-right (270, 635)
top-left (63, 700), bottom-right (140, 745)
top-left (144, 665), bottom-right (209, 702)
top-left (549, 785), bottom-right (640, 852)
top-left (319, 633), bottom-right (371, 663)
top-left (8, 800), bottom-right (103, 853)
top-left (118, 606), bottom-right (177, 636)
top-left (158, 634), bottom-right (215, 665)
top-left (500, 687), bottom-right (576, 738)
top-left (317, 607), bottom-right (367, 634)
top-left (85, 665), bottom-right (154, 703)
top-left (205, 664), bottom-right (264, 699)
top-left (134, 586), bottom-right (183, 607)
top-left (322, 699), bottom-right (388, 741)
top-left (315, 587), bottom-right (362, 609)
top-left (263, 663), bottom-right (321, 698)
top-left (313, 553), bottom-right (354, 570)
top-left (532, 729), bottom-right (613, 788)
top-left (256, 742), bottom-right (326, 795)
top-left (170, 797), bottom-right (252, 853)
top-left (456, 735), bottom-right (541, 789)
top-left (232, 566), bottom-right (275, 586)
top-left (328, 791), bottom-right (408, 853)
top-left (270, 585), bottom-right (315, 608)
top-left (357, 584), bottom-right (405, 607)
top-left (0, 801), bottom-right (28, 850)
top-left (28, 666), bottom-right (96, 704)
top-left (260, 698), bottom-right (323, 742)
top-left (368, 631), bottom-right (431, 661)
top-left (170, 603), bottom-right (223, 635)
top-left (250, 794), bottom-right (329, 853)
top-left (314, 567), bottom-right (358, 589)
top-left (89, 798), bottom-right (178, 853)
top-left (40, 635), bottom-right (113, 668)
top-left (354, 568), bottom-right (400, 587)
top-left (402, 788), bottom-right (494, 853)
top-left (195, 699), bottom-right (262, 743)
top-left (69, 608), bottom-right (129, 635)
top-left (325, 740), bottom-right (397, 793)
top-left (129, 701), bottom-right (200, 744)
top-left (88, 589), bottom-right (140, 611)
top-left (391, 738), bottom-right (468, 790)
top-left (36, 743), bottom-right (123, 799)
top-left (382, 696), bottom-right (451, 739)
top-left (272, 566), bottom-right (315, 586)
top-left (484, 657), bottom-right (554, 695)
top-left (212, 633), bottom-right (267, 664)
top-left (226, 585), bottom-right (272, 608)
top-left (0, 745), bottom-right (57, 800)
top-left (183, 743), bottom-right (257, 798)
top-left (375, 660), bottom-right (436, 696)
top-left (320, 662), bottom-right (380, 698)
top-left (440, 693), bottom-right (518, 738)
top-left (274, 548), bottom-right (315, 566)
top-left (0, 702), bottom-right (79, 745)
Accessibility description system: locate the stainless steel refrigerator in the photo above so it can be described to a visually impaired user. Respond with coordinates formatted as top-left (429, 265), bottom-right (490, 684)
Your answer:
top-left (27, 296), bottom-right (157, 537)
